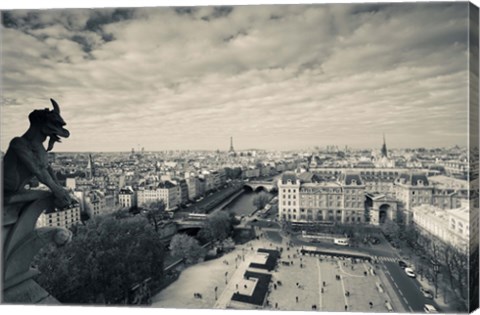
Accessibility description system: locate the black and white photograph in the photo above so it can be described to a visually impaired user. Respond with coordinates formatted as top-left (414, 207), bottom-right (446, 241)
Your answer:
top-left (1, 0), bottom-right (479, 314)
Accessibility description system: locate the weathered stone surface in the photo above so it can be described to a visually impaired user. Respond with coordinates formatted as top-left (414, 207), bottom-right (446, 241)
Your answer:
top-left (2, 99), bottom-right (79, 304)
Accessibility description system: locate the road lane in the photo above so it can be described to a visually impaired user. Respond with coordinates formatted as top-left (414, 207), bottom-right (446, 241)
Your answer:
top-left (383, 261), bottom-right (440, 313)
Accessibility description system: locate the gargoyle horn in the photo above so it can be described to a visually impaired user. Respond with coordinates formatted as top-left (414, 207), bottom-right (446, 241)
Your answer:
top-left (50, 98), bottom-right (60, 114)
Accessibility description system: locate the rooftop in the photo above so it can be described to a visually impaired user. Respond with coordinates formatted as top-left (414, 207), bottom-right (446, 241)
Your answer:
top-left (428, 175), bottom-right (468, 189)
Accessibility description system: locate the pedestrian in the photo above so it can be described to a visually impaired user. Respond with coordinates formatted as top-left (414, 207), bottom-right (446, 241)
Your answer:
top-left (296, 296), bottom-right (299, 303)
top-left (369, 302), bottom-right (373, 308)
top-left (323, 281), bottom-right (326, 287)
top-left (345, 305), bottom-right (348, 311)
top-left (236, 284), bottom-right (239, 289)
top-left (321, 288), bottom-right (324, 294)
top-left (275, 302), bottom-right (278, 308)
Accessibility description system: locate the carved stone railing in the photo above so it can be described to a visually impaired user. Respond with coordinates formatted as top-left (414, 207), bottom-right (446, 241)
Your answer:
top-left (2, 190), bottom-right (71, 304)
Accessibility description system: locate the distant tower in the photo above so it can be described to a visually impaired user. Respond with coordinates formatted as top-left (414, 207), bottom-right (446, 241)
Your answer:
top-left (86, 154), bottom-right (94, 179)
top-left (381, 133), bottom-right (388, 158)
top-left (229, 136), bottom-right (235, 153)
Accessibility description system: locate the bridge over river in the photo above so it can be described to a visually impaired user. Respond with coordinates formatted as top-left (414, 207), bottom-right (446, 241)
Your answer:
top-left (243, 180), bottom-right (277, 192)
top-left (175, 179), bottom-right (278, 233)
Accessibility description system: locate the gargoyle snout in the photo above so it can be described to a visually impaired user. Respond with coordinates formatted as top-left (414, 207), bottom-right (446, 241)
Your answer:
top-left (59, 127), bottom-right (70, 138)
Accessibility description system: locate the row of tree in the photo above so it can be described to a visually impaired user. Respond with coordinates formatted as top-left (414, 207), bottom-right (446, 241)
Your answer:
top-left (170, 211), bottom-right (238, 264)
top-left (34, 214), bottom-right (165, 304)
top-left (401, 225), bottom-right (468, 308)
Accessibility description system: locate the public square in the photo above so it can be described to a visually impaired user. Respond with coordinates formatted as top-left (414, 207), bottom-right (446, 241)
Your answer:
top-left (152, 231), bottom-right (405, 312)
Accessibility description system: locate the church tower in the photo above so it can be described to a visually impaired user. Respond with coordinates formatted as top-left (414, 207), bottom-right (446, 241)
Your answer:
top-left (381, 133), bottom-right (388, 158)
top-left (86, 154), bottom-right (94, 179)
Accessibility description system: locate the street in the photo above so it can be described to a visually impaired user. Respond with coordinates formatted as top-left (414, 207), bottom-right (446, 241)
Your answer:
top-left (383, 261), bottom-right (440, 312)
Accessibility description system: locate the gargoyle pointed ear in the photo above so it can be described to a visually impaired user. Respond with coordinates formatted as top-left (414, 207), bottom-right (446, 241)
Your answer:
top-left (50, 99), bottom-right (60, 114)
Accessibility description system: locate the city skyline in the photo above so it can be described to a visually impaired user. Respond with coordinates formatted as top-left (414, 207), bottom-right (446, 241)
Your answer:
top-left (1, 3), bottom-right (472, 152)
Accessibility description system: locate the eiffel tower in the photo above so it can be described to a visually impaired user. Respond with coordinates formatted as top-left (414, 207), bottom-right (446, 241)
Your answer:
top-left (229, 136), bottom-right (235, 153)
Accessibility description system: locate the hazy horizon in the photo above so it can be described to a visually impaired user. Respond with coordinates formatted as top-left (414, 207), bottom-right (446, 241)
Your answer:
top-left (1, 3), bottom-right (471, 152)
top-left (0, 143), bottom-right (468, 154)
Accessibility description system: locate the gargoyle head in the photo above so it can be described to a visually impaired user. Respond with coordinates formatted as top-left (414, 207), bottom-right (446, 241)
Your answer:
top-left (28, 99), bottom-right (70, 151)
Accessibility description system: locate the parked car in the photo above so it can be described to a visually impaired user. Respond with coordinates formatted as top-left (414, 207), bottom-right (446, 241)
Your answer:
top-left (404, 267), bottom-right (416, 278)
top-left (370, 237), bottom-right (380, 245)
top-left (420, 287), bottom-right (434, 299)
top-left (398, 260), bottom-right (408, 268)
top-left (423, 304), bottom-right (438, 313)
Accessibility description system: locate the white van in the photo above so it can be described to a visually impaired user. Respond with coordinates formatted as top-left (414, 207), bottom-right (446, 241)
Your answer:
top-left (333, 238), bottom-right (349, 246)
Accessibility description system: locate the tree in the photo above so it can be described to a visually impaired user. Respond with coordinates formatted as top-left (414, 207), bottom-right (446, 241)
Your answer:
top-left (252, 192), bottom-right (271, 210)
top-left (169, 234), bottom-right (205, 264)
top-left (197, 211), bottom-right (235, 243)
top-left (142, 200), bottom-right (166, 232)
top-left (443, 244), bottom-right (468, 299)
top-left (34, 214), bottom-right (165, 304)
top-left (225, 167), bottom-right (242, 180)
top-left (382, 220), bottom-right (401, 239)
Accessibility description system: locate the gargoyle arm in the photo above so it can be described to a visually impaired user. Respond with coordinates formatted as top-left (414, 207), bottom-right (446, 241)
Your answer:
top-left (47, 164), bottom-right (61, 186)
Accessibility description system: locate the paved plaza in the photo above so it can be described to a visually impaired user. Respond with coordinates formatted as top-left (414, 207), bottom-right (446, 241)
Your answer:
top-left (152, 231), bottom-right (407, 312)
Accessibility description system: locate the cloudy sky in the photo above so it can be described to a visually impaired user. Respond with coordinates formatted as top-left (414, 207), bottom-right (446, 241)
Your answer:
top-left (0, 2), bottom-right (473, 152)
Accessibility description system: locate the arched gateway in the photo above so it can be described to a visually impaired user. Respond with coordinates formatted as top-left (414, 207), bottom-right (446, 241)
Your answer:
top-left (366, 194), bottom-right (398, 225)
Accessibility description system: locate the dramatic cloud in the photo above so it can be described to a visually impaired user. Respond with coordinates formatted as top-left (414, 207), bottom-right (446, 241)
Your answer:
top-left (1, 3), bottom-right (471, 151)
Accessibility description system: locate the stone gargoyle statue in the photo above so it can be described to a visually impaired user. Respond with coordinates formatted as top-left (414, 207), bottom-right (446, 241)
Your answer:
top-left (2, 99), bottom-right (90, 304)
